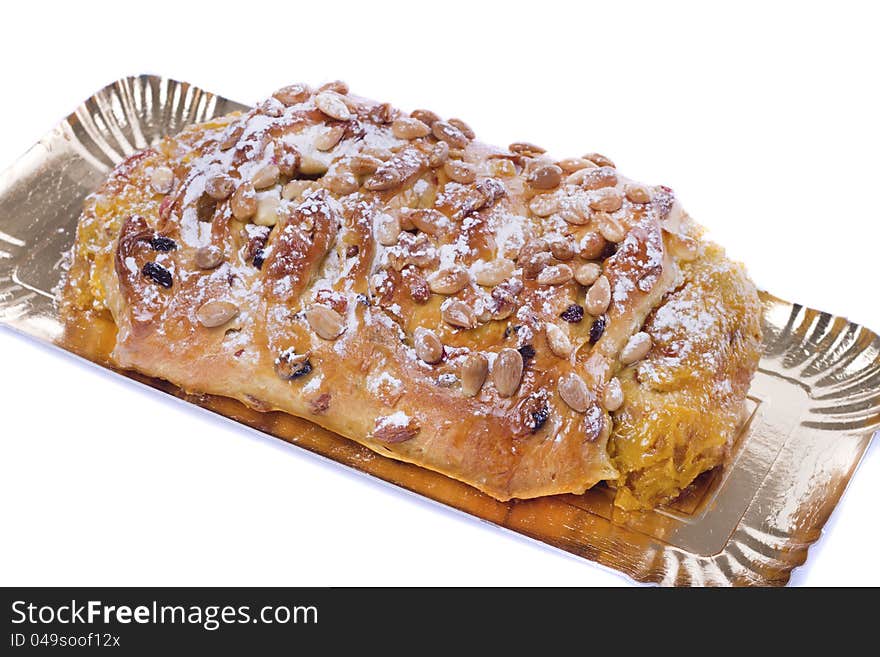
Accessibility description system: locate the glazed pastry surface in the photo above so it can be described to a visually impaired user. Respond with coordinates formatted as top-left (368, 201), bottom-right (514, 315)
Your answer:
top-left (62, 81), bottom-right (762, 506)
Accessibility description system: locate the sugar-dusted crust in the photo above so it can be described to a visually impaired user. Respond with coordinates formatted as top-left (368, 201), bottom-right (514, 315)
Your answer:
top-left (62, 81), bottom-right (762, 506)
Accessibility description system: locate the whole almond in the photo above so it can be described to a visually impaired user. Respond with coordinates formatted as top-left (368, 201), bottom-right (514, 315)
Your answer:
top-left (432, 120), bottom-right (469, 149)
top-left (585, 275), bottom-right (611, 315)
top-left (583, 152), bottom-right (615, 168)
top-left (196, 300), bottom-right (239, 328)
top-left (443, 159), bottom-right (476, 184)
top-left (557, 157), bottom-right (597, 173)
top-left (414, 327), bottom-right (444, 364)
top-left (620, 331), bottom-right (652, 365)
top-left (528, 164), bottom-right (563, 190)
top-left (558, 372), bottom-right (590, 412)
top-left (231, 182), bottom-right (257, 221)
top-left (460, 353), bottom-right (489, 397)
top-left (595, 212), bottom-right (626, 242)
top-left (545, 323), bottom-right (573, 358)
top-left (315, 125), bottom-right (345, 151)
top-left (442, 299), bottom-right (477, 329)
top-left (493, 348), bottom-right (523, 398)
top-left (589, 188), bottom-right (623, 213)
top-left (392, 117), bottom-right (431, 140)
top-left (529, 193), bottom-right (560, 217)
top-left (603, 377), bottom-right (625, 411)
top-left (251, 164), bottom-right (280, 190)
top-left (194, 245), bottom-right (224, 270)
top-left (349, 154), bottom-right (383, 175)
top-left (579, 232), bottom-right (608, 260)
top-left (574, 262), bottom-right (602, 286)
top-left (428, 267), bottom-right (470, 295)
top-left (306, 304), bottom-right (346, 340)
top-left (537, 263), bottom-right (574, 285)
top-left (272, 83), bottom-right (310, 106)
top-left (205, 174), bottom-right (234, 200)
top-left (625, 184), bottom-right (652, 204)
top-left (314, 91), bottom-right (351, 121)
top-left (473, 258), bottom-right (514, 286)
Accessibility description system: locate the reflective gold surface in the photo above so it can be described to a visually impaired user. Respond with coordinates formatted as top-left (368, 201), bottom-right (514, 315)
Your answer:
top-left (1, 75), bottom-right (877, 585)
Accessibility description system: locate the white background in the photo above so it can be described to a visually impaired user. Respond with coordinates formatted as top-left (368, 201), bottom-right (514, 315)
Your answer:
top-left (1, 1), bottom-right (877, 586)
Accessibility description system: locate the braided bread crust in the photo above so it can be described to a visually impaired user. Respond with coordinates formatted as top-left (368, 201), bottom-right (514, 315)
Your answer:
top-left (63, 81), bottom-right (761, 506)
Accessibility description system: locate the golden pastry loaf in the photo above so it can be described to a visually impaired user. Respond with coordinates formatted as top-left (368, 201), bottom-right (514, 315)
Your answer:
top-left (62, 81), bottom-right (762, 508)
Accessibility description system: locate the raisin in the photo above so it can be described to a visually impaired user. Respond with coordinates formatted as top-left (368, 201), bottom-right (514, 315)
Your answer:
top-left (589, 315), bottom-right (607, 344)
top-left (518, 344), bottom-right (536, 367)
top-left (601, 241), bottom-right (618, 259)
top-left (531, 405), bottom-right (550, 433)
top-left (252, 249), bottom-right (266, 269)
top-left (289, 360), bottom-right (312, 378)
top-left (142, 261), bottom-right (173, 288)
top-left (346, 244), bottom-right (359, 258)
top-left (149, 235), bottom-right (177, 252)
top-left (560, 304), bottom-right (584, 323)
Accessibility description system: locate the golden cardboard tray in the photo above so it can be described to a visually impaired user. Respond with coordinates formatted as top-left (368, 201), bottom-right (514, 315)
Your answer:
top-left (1, 75), bottom-right (877, 586)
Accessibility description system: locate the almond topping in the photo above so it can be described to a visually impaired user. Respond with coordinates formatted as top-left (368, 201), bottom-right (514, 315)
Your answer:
top-left (589, 188), bottom-right (623, 213)
top-left (442, 299), bottom-right (477, 329)
top-left (545, 323), bottom-right (573, 358)
top-left (574, 262), bottom-right (602, 286)
top-left (205, 174), bottom-right (234, 200)
top-left (392, 117), bottom-right (431, 139)
top-left (549, 237), bottom-right (576, 261)
top-left (595, 212), bottom-right (626, 243)
top-left (272, 83), bottom-right (310, 106)
top-left (625, 184), bottom-right (652, 204)
top-left (150, 166), bottom-right (174, 194)
top-left (448, 118), bottom-right (475, 139)
top-left (196, 300), bottom-right (239, 328)
top-left (585, 275), bottom-right (611, 315)
top-left (375, 212), bottom-right (401, 246)
top-left (536, 263), bottom-right (574, 285)
top-left (428, 267), bottom-right (470, 295)
top-left (509, 142), bottom-right (545, 156)
top-left (473, 258), bottom-right (515, 286)
top-left (365, 168), bottom-right (403, 191)
top-left (558, 372), bottom-right (590, 412)
top-left (411, 109), bottom-right (440, 126)
top-left (567, 166), bottom-right (618, 190)
top-left (528, 164), bottom-right (563, 190)
top-left (493, 348), bottom-right (523, 397)
top-left (323, 171), bottom-right (359, 195)
top-left (529, 193), bottom-right (560, 218)
top-left (194, 245), bottom-right (224, 270)
top-left (315, 124), bottom-right (346, 151)
top-left (253, 195), bottom-right (280, 227)
top-left (306, 304), bottom-right (346, 340)
top-left (349, 154), bottom-right (383, 175)
top-left (407, 208), bottom-right (446, 235)
top-left (557, 157), bottom-right (598, 173)
top-left (314, 91), bottom-right (351, 121)
top-left (231, 182), bottom-right (257, 221)
top-left (460, 353), bottom-right (489, 397)
top-left (427, 141), bottom-right (449, 168)
top-left (432, 120), bottom-right (469, 149)
top-left (579, 232), bottom-right (608, 260)
top-left (583, 152), bottom-right (615, 168)
top-left (443, 159), bottom-right (476, 184)
top-left (603, 377), bottom-right (624, 411)
top-left (414, 327), bottom-right (444, 364)
top-left (620, 332), bottom-right (652, 365)
top-left (251, 164), bottom-right (280, 190)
